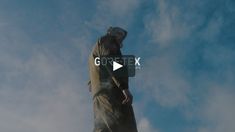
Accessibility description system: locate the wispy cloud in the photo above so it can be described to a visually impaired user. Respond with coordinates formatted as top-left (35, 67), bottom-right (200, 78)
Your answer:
top-left (144, 0), bottom-right (192, 47)
top-left (137, 53), bottom-right (190, 107)
top-left (85, 0), bottom-right (141, 32)
top-left (138, 0), bottom-right (235, 131)
top-left (0, 0), bottom-right (234, 132)
top-left (198, 88), bottom-right (235, 132)
top-left (0, 24), bottom-right (93, 132)
top-left (138, 118), bottom-right (159, 132)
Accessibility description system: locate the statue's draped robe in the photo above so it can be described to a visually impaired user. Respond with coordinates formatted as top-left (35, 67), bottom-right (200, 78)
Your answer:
top-left (89, 36), bottom-right (138, 132)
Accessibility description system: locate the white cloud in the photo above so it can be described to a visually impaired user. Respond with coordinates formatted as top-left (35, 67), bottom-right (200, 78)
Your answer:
top-left (136, 52), bottom-right (190, 107)
top-left (144, 0), bottom-right (191, 47)
top-left (198, 88), bottom-right (235, 132)
top-left (138, 118), bottom-right (159, 132)
top-left (0, 64), bottom-right (93, 131)
top-left (85, 0), bottom-right (141, 33)
top-left (0, 25), bottom-right (93, 132)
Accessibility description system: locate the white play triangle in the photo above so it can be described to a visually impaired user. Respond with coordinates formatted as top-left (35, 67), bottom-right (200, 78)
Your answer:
top-left (113, 61), bottom-right (123, 71)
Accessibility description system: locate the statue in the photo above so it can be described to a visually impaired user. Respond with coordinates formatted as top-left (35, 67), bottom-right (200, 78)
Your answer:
top-left (88, 27), bottom-right (138, 132)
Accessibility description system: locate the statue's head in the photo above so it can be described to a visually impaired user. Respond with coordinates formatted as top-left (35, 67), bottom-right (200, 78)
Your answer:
top-left (107, 27), bottom-right (127, 48)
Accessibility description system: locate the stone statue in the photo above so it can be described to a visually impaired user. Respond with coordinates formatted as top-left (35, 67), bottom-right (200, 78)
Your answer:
top-left (88, 27), bottom-right (138, 132)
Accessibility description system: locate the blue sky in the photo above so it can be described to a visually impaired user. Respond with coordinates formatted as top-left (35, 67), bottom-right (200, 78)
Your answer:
top-left (0, 0), bottom-right (235, 132)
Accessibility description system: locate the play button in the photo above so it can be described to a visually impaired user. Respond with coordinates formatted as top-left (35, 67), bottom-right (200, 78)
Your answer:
top-left (98, 55), bottom-right (135, 78)
top-left (113, 61), bottom-right (123, 71)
